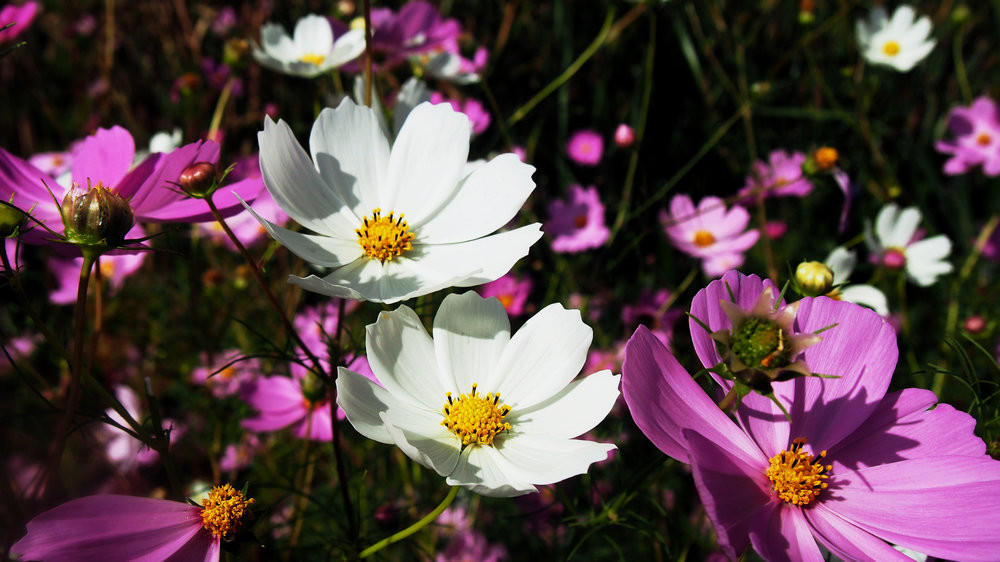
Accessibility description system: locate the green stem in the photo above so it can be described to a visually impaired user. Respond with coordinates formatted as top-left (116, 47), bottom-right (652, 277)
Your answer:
top-left (953, 26), bottom-right (972, 104)
top-left (143, 376), bottom-right (182, 498)
top-left (207, 76), bottom-right (235, 142)
top-left (359, 486), bottom-right (459, 558)
top-left (507, 8), bottom-right (614, 126)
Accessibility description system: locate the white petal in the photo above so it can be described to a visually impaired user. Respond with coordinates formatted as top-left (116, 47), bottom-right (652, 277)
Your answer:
top-left (493, 303), bottom-right (592, 408)
top-left (415, 154), bottom-right (536, 244)
top-left (874, 203), bottom-right (900, 247)
top-left (839, 284), bottom-right (890, 316)
top-left (906, 235), bottom-right (953, 286)
top-left (888, 207), bottom-right (922, 247)
top-left (825, 246), bottom-right (857, 283)
top-left (413, 224), bottom-right (543, 288)
top-left (446, 446), bottom-right (537, 497)
top-left (293, 14), bottom-right (333, 57)
top-left (328, 29), bottom-right (366, 67)
top-left (258, 117), bottom-right (357, 238)
top-left (311, 99), bottom-right (390, 217)
top-left (366, 305), bottom-right (449, 409)
top-left (495, 433), bottom-right (615, 486)
top-left (259, 23), bottom-right (295, 60)
top-left (243, 200), bottom-right (361, 266)
top-left (511, 371), bottom-right (620, 439)
top-left (383, 103), bottom-right (471, 224)
top-left (336, 368), bottom-right (397, 444)
top-left (288, 271), bottom-right (365, 300)
top-left (393, 78), bottom-right (432, 136)
top-left (381, 411), bottom-right (460, 477)
top-left (432, 292), bottom-right (511, 392)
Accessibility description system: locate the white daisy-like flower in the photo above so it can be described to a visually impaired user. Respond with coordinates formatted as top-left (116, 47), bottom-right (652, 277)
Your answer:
top-left (825, 246), bottom-right (889, 316)
top-left (336, 291), bottom-right (620, 497)
top-left (866, 203), bottom-right (952, 287)
top-left (248, 98), bottom-right (542, 304)
top-left (252, 14), bottom-right (365, 78)
top-left (856, 5), bottom-right (935, 72)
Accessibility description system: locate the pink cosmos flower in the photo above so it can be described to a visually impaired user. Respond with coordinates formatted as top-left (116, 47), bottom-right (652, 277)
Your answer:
top-left (740, 149), bottom-right (813, 200)
top-left (360, 1), bottom-right (462, 71)
top-left (47, 225), bottom-right (148, 305)
top-left (430, 92), bottom-right (491, 135)
top-left (622, 270), bottom-right (1000, 561)
top-left (0, 126), bottom-right (262, 245)
top-left (546, 185), bottom-right (610, 253)
top-left (219, 434), bottom-right (260, 473)
top-left (191, 349), bottom-right (262, 398)
top-left (659, 194), bottom-right (759, 277)
top-left (0, 1), bottom-right (40, 43)
top-left (935, 96), bottom-right (1000, 176)
top-left (566, 129), bottom-right (604, 166)
top-left (29, 150), bottom-right (74, 179)
top-left (477, 272), bottom-right (533, 316)
top-left (12, 485), bottom-right (254, 561)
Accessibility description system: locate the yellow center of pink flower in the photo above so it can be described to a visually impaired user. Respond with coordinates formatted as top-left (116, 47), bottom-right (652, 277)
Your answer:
top-left (356, 208), bottom-right (415, 263)
top-left (977, 133), bottom-right (992, 146)
top-left (441, 383), bottom-right (512, 447)
top-left (692, 229), bottom-right (716, 248)
top-left (766, 438), bottom-right (831, 506)
top-left (882, 40), bottom-right (901, 56)
top-left (300, 53), bottom-right (326, 66)
top-left (200, 484), bottom-right (255, 538)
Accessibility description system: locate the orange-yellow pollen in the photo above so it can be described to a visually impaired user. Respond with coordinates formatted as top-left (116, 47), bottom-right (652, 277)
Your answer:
top-left (692, 229), bottom-right (716, 248)
top-left (882, 40), bottom-right (901, 56)
top-left (356, 208), bottom-right (415, 263)
top-left (977, 133), bottom-right (992, 146)
top-left (200, 484), bottom-right (255, 538)
top-left (300, 53), bottom-right (326, 66)
top-left (765, 438), bottom-right (831, 506)
top-left (815, 147), bottom-right (838, 170)
top-left (441, 383), bottom-right (512, 447)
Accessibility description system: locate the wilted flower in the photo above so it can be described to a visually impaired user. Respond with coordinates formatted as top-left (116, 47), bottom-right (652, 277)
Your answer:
top-left (660, 194), bottom-right (759, 277)
top-left (337, 291), bottom-right (619, 497)
top-left (935, 96), bottom-right (1000, 177)
top-left (856, 5), bottom-right (935, 72)
top-left (252, 14), bottom-right (365, 78)
top-left (866, 203), bottom-right (952, 287)
top-left (545, 185), bottom-right (609, 253)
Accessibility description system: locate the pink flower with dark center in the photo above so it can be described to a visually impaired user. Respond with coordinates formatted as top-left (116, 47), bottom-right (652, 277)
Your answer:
top-left (359, 1), bottom-right (461, 71)
top-left (935, 96), bottom-right (1000, 176)
top-left (545, 185), bottom-right (609, 253)
top-left (0, 126), bottom-right (263, 245)
top-left (740, 149), bottom-right (813, 200)
top-left (622, 270), bottom-right (1000, 561)
top-left (566, 130), bottom-right (603, 166)
top-left (659, 194), bottom-right (759, 277)
top-left (12, 485), bottom-right (254, 561)
top-left (477, 272), bottom-right (533, 316)
top-left (0, 1), bottom-right (40, 43)
top-left (191, 349), bottom-right (262, 398)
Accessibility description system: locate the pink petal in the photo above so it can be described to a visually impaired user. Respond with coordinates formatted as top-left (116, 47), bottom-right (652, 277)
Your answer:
top-left (748, 501), bottom-right (824, 562)
top-left (0, 148), bottom-right (63, 239)
top-left (804, 504), bottom-right (912, 562)
top-left (11, 495), bottom-right (210, 562)
top-left (72, 126), bottom-right (135, 190)
top-left (128, 141), bottom-right (220, 219)
top-left (824, 456), bottom-right (1000, 560)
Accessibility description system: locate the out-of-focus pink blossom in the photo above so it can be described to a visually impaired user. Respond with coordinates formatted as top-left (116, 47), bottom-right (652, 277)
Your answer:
top-left (201, 58), bottom-right (244, 97)
top-left (99, 385), bottom-right (182, 471)
top-left (47, 225), bottom-right (148, 305)
top-left (477, 272), bottom-right (532, 316)
top-left (212, 6), bottom-right (237, 36)
top-left (545, 185), bottom-right (609, 253)
top-left (659, 194), bottom-right (759, 277)
top-left (566, 129), bottom-right (603, 166)
top-left (935, 96), bottom-right (1000, 176)
top-left (0, 1), bottom-right (40, 43)
top-left (740, 149), bottom-right (813, 200)
top-left (219, 434), bottom-right (260, 473)
top-left (191, 349), bottom-right (262, 398)
top-left (430, 92), bottom-right (491, 135)
top-left (614, 123), bottom-right (635, 148)
top-left (764, 220), bottom-right (787, 239)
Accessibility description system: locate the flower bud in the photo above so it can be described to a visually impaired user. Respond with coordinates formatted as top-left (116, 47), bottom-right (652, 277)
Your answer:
top-left (61, 182), bottom-right (134, 248)
top-left (0, 200), bottom-right (26, 237)
top-left (814, 147), bottom-right (838, 170)
top-left (613, 124), bottom-right (635, 148)
top-left (223, 38), bottom-right (250, 70)
top-left (963, 315), bottom-right (986, 334)
top-left (795, 261), bottom-right (834, 297)
top-left (179, 162), bottom-right (218, 198)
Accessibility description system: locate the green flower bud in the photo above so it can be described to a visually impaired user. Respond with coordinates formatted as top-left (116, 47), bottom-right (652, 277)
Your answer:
top-left (795, 261), bottom-right (834, 297)
top-left (61, 181), bottom-right (134, 248)
top-left (0, 200), bottom-right (26, 238)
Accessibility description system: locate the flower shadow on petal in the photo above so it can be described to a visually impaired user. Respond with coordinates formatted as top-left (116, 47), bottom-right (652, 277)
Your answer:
top-left (313, 152), bottom-right (362, 212)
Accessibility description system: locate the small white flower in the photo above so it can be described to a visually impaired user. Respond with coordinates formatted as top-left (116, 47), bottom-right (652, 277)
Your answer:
top-left (336, 291), bottom-right (620, 497)
top-left (856, 5), bottom-right (935, 72)
top-left (866, 203), bottom-right (952, 287)
top-left (825, 246), bottom-right (889, 316)
top-left (248, 98), bottom-right (541, 303)
top-left (252, 14), bottom-right (365, 78)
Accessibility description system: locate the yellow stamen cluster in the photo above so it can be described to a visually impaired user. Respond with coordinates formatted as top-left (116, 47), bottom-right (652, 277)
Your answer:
top-left (200, 484), bottom-right (255, 538)
top-left (882, 40), bottom-right (901, 56)
top-left (441, 383), bottom-right (512, 447)
top-left (300, 53), bottom-right (326, 66)
top-left (692, 229), bottom-right (716, 248)
top-left (765, 438), bottom-right (831, 506)
top-left (356, 208), bottom-right (415, 263)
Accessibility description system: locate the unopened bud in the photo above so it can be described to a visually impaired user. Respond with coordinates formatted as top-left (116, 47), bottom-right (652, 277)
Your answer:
top-left (963, 315), bottom-right (986, 334)
top-left (814, 147), bottom-right (838, 170)
top-left (223, 38), bottom-right (250, 69)
top-left (0, 200), bottom-right (26, 237)
top-left (614, 124), bottom-right (635, 148)
top-left (795, 261), bottom-right (834, 297)
top-left (179, 162), bottom-right (218, 198)
top-left (61, 182), bottom-right (134, 248)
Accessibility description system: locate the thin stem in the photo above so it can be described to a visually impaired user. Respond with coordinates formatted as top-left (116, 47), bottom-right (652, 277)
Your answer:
top-left (328, 298), bottom-right (358, 542)
top-left (207, 76), bottom-right (236, 142)
top-left (359, 486), bottom-right (459, 558)
top-left (288, 425), bottom-right (317, 551)
top-left (143, 376), bottom-right (182, 498)
top-left (363, 0), bottom-right (373, 108)
top-left (953, 26), bottom-right (972, 104)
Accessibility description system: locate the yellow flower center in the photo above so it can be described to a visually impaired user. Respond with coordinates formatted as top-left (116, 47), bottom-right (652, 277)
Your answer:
top-left (882, 40), bottom-right (901, 56)
top-left (200, 484), bottom-right (255, 538)
top-left (497, 294), bottom-right (515, 310)
top-left (977, 132), bottom-right (992, 146)
top-left (441, 383), bottom-right (512, 447)
top-left (815, 147), bottom-right (838, 170)
top-left (300, 53), bottom-right (326, 66)
top-left (692, 229), bottom-right (716, 248)
top-left (765, 438), bottom-right (831, 506)
top-left (356, 208), bottom-right (415, 263)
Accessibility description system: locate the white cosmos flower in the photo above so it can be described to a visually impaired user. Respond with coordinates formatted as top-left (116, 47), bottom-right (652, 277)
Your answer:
top-left (865, 203), bottom-right (952, 287)
top-left (248, 98), bottom-right (542, 304)
top-left (856, 5), bottom-right (935, 72)
top-left (336, 291), bottom-right (620, 497)
top-left (252, 14), bottom-right (365, 78)
top-left (825, 246), bottom-right (889, 316)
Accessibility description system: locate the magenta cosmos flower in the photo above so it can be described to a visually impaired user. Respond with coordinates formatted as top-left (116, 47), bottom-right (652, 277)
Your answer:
top-left (0, 126), bottom-right (262, 244)
top-left (935, 96), bottom-right (1000, 177)
top-left (545, 185), bottom-right (610, 253)
top-left (566, 129), bottom-right (604, 166)
top-left (660, 194), bottom-right (759, 277)
top-left (11, 484), bottom-right (254, 561)
top-left (477, 272), bottom-right (533, 316)
top-left (622, 270), bottom-right (1000, 561)
top-left (740, 149), bottom-right (813, 200)
top-left (0, 1), bottom-right (40, 43)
